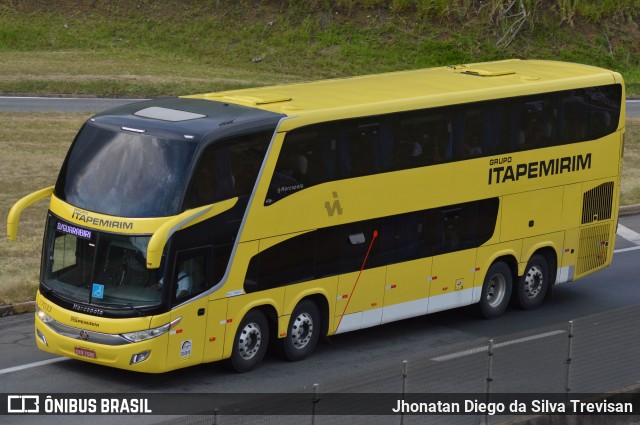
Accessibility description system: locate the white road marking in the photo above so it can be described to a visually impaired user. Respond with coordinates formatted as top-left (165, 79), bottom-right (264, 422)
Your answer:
top-left (0, 357), bottom-right (69, 375)
top-left (431, 330), bottom-right (566, 361)
top-left (614, 246), bottom-right (640, 254)
top-left (617, 224), bottom-right (640, 245)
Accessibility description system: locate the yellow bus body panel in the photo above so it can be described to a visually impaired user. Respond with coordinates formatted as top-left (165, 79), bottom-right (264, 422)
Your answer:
top-left (25, 60), bottom-right (626, 372)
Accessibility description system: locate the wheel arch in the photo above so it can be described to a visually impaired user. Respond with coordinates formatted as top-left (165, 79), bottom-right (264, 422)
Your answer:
top-left (299, 293), bottom-right (330, 338)
top-left (482, 253), bottom-right (518, 285)
top-left (223, 300), bottom-right (280, 359)
top-left (283, 292), bottom-right (331, 339)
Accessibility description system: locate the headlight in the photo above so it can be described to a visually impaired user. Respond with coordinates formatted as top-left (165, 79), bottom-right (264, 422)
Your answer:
top-left (121, 317), bottom-right (181, 343)
top-left (36, 306), bottom-right (54, 324)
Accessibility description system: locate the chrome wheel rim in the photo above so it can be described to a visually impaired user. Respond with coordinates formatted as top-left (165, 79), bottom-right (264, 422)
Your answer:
top-left (290, 312), bottom-right (313, 349)
top-left (486, 273), bottom-right (507, 308)
top-left (238, 322), bottom-right (262, 360)
top-left (524, 265), bottom-right (544, 299)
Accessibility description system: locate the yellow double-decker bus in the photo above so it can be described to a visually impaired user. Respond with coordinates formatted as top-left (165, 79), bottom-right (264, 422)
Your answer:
top-left (8, 59), bottom-right (624, 373)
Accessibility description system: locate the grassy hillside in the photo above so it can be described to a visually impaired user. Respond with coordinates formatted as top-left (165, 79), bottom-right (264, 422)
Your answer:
top-left (0, 0), bottom-right (638, 97)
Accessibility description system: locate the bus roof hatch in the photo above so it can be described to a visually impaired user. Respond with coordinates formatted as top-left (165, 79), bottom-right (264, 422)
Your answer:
top-left (448, 65), bottom-right (516, 77)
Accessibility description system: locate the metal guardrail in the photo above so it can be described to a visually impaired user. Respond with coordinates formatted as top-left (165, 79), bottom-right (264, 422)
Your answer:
top-left (156, 305), bottom-right (640, 425)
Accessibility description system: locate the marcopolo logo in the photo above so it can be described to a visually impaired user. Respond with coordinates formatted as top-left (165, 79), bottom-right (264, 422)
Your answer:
top-left (7, 395), bottom-right (40, 413)
top-left (324, 192), bottom-right (343, 217)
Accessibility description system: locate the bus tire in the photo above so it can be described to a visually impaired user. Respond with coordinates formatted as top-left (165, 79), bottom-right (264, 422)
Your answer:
top-left (478, 262), bottom-right (513, 319)
top-left (282, 300), bottom-right (320, 362)
top-left (230, 310), bottom-right (269, 373)
top-left (514, 254), bottom-right (549, 310)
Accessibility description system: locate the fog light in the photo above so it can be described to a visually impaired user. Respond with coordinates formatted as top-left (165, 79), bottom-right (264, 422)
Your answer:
top-left (36, 329), bottom-right (48, 346)
top-left (130, 351), bottom-right (151, 365)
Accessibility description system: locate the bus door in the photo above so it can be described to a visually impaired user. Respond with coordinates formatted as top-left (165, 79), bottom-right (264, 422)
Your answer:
top-left (165, 248), bottom-right (211, 369)
top-left (383, 212), bottom-right (432, 323)
top-left (335, 221), bottom-right (386, 334)
top-left (428, 206), bottom-right (476, 313)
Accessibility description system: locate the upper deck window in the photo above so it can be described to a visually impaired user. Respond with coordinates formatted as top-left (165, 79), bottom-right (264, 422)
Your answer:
top-left (56, 123), bottom-right (198, 218)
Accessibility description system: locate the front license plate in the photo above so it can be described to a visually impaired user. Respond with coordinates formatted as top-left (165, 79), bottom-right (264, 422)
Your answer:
top-left (74, 347), bottom-right (97, 359)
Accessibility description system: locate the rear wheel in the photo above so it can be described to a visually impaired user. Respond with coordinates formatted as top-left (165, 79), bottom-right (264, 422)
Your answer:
top-left (230, 310), bottom-right (269, 373)
top-left (478, 261), bottom-right (513, 319)
top-left (282, 300), bottom-right (321, 362)
top-left (514, 254), bottom-right (549, 310)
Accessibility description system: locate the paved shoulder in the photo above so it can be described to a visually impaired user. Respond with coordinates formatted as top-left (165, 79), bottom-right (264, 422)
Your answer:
top-left (0, 97), bottom-right (146, 113)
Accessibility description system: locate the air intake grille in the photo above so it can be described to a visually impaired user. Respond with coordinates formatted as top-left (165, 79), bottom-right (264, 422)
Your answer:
top-left (581, 182), bottom-right (614, 225)
top-left (576, 223), bottom-right (611, 276)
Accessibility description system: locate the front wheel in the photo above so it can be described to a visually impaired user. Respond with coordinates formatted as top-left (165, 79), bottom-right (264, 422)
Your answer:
top-left (282, 300), bottom-right (321, 362)
top-left (478, 261), bottom-right (513, 319)
top-left (513, 254), bottom-right (549, 310)
top-left (230, 310), bottom-right (269, 373)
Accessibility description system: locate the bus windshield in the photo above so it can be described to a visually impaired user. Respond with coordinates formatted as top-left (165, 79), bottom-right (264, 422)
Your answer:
top-left (56, 123), bottom-right (198, 218)
top-left (42, 217), bottom-right (165, 309)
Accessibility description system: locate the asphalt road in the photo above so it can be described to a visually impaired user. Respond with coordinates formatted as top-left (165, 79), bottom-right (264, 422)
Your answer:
top-left (1, 215), bottom-right (640, 425)
top-left (1, 96), bottom-right (640, 424)
top-left (0, 97), bottom-right (639, 117)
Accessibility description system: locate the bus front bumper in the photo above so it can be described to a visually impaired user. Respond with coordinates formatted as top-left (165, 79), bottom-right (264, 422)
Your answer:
top-left (34, 312), bottom-right (169, 373)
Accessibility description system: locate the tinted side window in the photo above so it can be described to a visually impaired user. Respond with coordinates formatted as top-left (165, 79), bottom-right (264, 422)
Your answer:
top-left (340, 118), bottom-right (396, 179)
top-left (509, 95), bottom-right (558, 151)
top-left (398, 109), bottom-right (452, 168)
top-left (266, 124), bottom-right (338, 205)
top-left (391, 210), bottom-right (434, 263)
top-left (244, 198), bottom-right (499, 293)
top-left (588, 84), bottom-right (621, 139)
top-left (339, 221), bottom-right (390, 274)
top-left (561, 85), bottom-right (621, 143)
top-left (454, 102), bottom-right (507, 159)
top-left (455, 108), bottom-right (484, 160)
top-left (560, 89), bottom-right (591, 143)
top-left (184, 131), bottom-right (271, 210)
top-left (316, 226), bottom-right (340, 279)
top-left (245, 232), bottom-right (316, 292)
top-left (172, 247), bottom-right (211, 305)
top-left (431, 198), bottom-right (499, 256)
